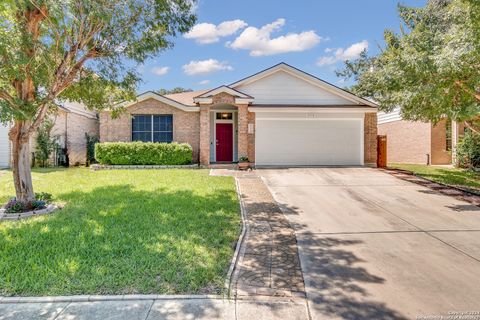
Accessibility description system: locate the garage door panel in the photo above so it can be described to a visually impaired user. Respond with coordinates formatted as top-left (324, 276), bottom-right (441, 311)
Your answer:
top-left (256, 119), bottom-right (363, 166)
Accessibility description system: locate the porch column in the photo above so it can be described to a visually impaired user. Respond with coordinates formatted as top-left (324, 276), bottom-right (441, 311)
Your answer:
top-left (237, 104), bottom-right (248, 159)
top-left (199, 104), bottom-right (210, 165)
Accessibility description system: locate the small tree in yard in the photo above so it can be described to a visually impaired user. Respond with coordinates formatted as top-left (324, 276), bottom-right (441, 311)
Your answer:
top-left (0, 0), bottom-right (196, 203)
top-left (35, 117), bottom-right (58, 167)
top-left (337, 0), bottom-right (480, 130)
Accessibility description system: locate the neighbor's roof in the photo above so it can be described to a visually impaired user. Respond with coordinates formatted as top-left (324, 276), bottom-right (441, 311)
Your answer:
top-left (165, 90), bottom-right (210, 106)
top-left (58, 101), bottom-right (98, 119)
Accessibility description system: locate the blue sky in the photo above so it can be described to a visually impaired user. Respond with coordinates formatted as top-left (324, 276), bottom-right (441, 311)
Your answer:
top-left (136, 0), bottom-right (427, 93)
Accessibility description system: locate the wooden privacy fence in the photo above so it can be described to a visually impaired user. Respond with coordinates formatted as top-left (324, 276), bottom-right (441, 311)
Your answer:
top-left (377, 135), bottom-right (387, 168)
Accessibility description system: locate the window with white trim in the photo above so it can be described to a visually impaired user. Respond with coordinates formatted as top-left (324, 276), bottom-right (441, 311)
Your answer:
top-left (132, 115), bottom-right (173, 143)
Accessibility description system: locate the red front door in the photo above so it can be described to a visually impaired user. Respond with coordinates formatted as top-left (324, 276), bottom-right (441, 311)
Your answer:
top-left (216, 123), bottom-right (233, 162)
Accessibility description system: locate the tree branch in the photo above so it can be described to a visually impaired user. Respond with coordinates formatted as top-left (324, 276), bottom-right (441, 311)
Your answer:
top-left (455, 80), bottom-right (480, 102)
top-left (0, 90), bottom-right (16, 108)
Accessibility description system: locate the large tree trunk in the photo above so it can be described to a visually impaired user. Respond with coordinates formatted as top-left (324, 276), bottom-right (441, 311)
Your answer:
top-left (9, 121), bottom-right (35, 203)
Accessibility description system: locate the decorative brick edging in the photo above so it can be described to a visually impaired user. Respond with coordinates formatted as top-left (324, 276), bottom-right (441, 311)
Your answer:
top-left (90, 164), bottom-right (199, 171)
top-left (223, 178), bottom-right (248, 298)
top-left (381, 168), bottom-right (480, 206)
top-left (0, 294), bottom-right (224, 304)
top-left (0, 204), bottom-right (58, 221)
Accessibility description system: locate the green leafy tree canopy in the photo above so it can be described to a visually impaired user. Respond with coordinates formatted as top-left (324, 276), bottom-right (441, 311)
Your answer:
top-left (0, 0), bottom-right (196, 201)
top-left (337, 0), bottom-right (480, 127)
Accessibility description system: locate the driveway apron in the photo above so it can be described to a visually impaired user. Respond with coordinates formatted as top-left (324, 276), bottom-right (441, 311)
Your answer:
top-left (261, 167), bottom-right (480, 320)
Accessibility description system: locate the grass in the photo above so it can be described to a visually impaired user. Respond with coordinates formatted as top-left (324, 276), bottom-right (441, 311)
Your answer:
top-left (0, 168), bottom-right (240, 296)
top-left (389, 163), bottom-right (480, 191)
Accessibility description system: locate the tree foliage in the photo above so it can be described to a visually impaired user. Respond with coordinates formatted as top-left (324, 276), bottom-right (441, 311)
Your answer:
top-left (156, 87), bottom-right (192, 95)
top-left (0, 0), bottom-right (196, 201)
top-left (35, 117), bottom-right (57, 167)
top-left (337, 0), bottom-right (480, 125)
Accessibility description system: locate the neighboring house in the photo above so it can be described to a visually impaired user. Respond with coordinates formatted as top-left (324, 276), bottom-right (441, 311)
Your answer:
top-left (378, 107), bottom-right (465, 165)
top-left (100, 63), bottom-right (378, 167)
top-left (0, 102), bottom-right (99, 168)
top-left (0, 123), bottom-right (10, 168)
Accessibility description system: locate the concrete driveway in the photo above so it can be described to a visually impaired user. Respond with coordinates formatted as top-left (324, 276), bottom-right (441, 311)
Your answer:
top-left (260, 167), bottom-right (480, 320)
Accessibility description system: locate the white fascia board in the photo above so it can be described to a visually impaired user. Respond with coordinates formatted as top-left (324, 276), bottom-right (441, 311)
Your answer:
top-left (193, 97), bottom-right (254, 105)
top-left (194, 97), bottom-right (213, 104)
top-left (249, 107), bottom-right (377, 113)
top-left (116, 92), bottom-right (199, 112)
top-left (194, 85), bottom-right (253, 99)
top-left (235, 98), bottom-right (254, 104)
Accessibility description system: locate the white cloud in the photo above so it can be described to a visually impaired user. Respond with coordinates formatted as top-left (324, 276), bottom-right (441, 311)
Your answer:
top-left (228, 18), bottom-right (323, 56)
top-left (198, 80), bottom-right (210, 85)
top-left (317, 40), bottom-right (369, 66)
top-left (184, 20), bottom-right (247, 44)
top-left (182, 59), bottom-right (233, 76)
top-left (151, 66), bottom-right (170, 76)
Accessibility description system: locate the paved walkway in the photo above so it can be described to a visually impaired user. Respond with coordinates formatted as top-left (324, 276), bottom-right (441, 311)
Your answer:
top-left (0, 297), bottom-right (309, 320)
top-left (232, 175), bottom-right (305, 297)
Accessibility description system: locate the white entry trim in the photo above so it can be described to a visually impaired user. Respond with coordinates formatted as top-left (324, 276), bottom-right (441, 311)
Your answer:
top-left (213, 111), bottom-right (237, 162)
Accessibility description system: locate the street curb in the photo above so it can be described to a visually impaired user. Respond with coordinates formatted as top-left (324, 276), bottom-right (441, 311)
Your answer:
top-left (0, 294), bottom-right (225, 304)
top-left (223, 177), bottom-right (248, 299)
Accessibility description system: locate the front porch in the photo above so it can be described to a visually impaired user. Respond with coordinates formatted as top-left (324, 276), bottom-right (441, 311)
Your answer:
top-left (197, 90), bottom-right (255, 166)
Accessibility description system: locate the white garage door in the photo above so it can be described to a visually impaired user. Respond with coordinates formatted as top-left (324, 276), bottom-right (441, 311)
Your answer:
top-left (255, 115), bottom-right (364, 166)
top-left (0, 124), bottom-right (10, 168)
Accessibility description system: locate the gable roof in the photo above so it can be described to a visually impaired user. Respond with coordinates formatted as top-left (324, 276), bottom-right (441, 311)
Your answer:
top-left (58, 101), bottom-right (98, 119)
top-left (229, 62), bottom-right (377, 108)
top-left (193, 86), bottom-right (254, 104)
top-left (115, 91), bottom-right (199, 112)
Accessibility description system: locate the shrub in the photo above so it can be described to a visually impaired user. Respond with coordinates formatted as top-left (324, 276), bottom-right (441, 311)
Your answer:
top-left (85, 133), bottom-right (99, 166)
top-left (4, 198), bottom-right (26, 213)
top-left (3, 193), bottom-right (52, 214)
top-left (455, 132), bottom-right (480, 169)
top-left (35, 118), bottom-right (59, 167)
top-left (95, 142), bottom-right (193, 165)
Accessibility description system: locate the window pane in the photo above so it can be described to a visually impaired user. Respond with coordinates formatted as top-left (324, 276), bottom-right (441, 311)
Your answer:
top-left (132, 115), bottom-right (151, 132)
top-left (132, 132), bottom-right (151, 142)
top-left (153, 115), bottom-right (173, 131)
top-left (216, 112), bottom-right (233, 120)
top-left (132, 115), bottom-right (152, 142)
top-left (153, 132), bottom-right (173, 143)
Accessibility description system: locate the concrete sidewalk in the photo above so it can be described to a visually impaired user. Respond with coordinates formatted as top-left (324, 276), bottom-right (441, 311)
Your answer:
top-left (0, 297), bottom-right (309, 320)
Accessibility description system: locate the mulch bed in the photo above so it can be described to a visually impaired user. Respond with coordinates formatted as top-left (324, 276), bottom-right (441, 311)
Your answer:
top-left (380, 168), bottom-right (480, 207)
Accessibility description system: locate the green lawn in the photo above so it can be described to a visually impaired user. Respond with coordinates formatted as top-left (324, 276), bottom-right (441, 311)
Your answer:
top-left (0, 168), bottom-right (240, 296)
top-left (389, 163), bottom-right (480, 191)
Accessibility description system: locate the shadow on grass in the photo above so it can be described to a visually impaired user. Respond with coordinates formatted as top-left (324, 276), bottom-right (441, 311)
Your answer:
top-left (0, 184), bottom-right (240, 296)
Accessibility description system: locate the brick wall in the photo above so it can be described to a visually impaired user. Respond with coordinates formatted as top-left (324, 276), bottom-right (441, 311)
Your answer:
top-left (237, 104), bottom-right (248, 159)
top-left (66, 112), bottom-right (99, 165)
top-left (364, 112), bottom-right (378, 166)
top-left (378, 120), bottom-right (431, 164)
top-left (431, 119), bottom-right (452, 165)
top-left (29, 110), bottom-right (98, 166)
top-left (247, 111), bottom-right (255, 162)
top-left (199, 104), bottom-right (210, 165)
top-left (99, 98), bottom-right (200, 163)
top-left (212, 92), bottom-right (235, 105)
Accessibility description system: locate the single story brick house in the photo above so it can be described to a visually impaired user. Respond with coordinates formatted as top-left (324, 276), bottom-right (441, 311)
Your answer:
top-left (0, 102), bottom-right (99, 168)
top-left (378, 107), bottom-right (466, 165)
top-left (100, 63), bottom-right (378, 167)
